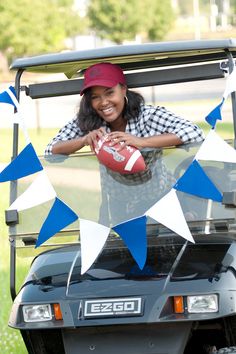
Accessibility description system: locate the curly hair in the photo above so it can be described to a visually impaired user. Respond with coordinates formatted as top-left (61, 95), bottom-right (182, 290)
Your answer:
top-left (76, 86), bottom-right (145, 134)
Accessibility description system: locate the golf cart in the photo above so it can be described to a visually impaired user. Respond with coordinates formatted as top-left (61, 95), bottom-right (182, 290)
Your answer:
top-left (7, 39), bottom-right (236, 354)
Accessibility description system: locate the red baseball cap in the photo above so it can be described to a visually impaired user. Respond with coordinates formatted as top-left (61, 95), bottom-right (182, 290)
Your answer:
top-left (80, 62), bottom-right (126, 95)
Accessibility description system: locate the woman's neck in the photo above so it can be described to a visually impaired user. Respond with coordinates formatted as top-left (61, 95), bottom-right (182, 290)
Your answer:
top-left (110, 117), bottom-right (126, 132)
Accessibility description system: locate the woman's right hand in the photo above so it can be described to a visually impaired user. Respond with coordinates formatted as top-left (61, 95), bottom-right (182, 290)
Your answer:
top-left (83, 127), bottom-right (107, 151)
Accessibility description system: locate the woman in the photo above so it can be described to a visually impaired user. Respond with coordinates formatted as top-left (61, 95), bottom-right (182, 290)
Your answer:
top-left (45, 62), bottom-right (204, 224)
top-left (45, 62), bottom-right (204, 155)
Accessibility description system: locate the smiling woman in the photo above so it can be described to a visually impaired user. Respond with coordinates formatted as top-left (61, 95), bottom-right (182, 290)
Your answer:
top-left (45, 62), bottom-right (204, 157)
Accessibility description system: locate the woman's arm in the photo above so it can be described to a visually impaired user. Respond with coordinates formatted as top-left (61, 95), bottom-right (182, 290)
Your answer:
top-left (107, 132), bottom-right (183, 150)
top-left (108, 105), bottom-right (204, 150)
top-left (51, 137), bottom-right (87, 155)
top-left (45, 117), bottom-right (107, 155)
top-left (51, 127), bottom-right (106, 154)
top-left (45, 117), bottom-right (83, 155)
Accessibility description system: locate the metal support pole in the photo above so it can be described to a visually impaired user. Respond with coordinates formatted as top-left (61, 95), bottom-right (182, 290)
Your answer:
top-left (9, 69), bottom-right (24, 301)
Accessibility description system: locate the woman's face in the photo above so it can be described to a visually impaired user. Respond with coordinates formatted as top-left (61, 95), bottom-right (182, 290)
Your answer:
top-left (90, 84), bottom-right (126, 124)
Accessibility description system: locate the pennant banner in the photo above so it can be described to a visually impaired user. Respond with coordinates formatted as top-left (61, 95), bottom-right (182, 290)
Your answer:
top-left (14, 111), bottom-right (31, 144)
top-left (145, 189), bottom-right (194, 243)
top-left (36, 197), bottom-right (78, 248)
top-left (80, 219), bottom-right (110, 274)
top-left (113, 216), bottom-right (147, 270)
top-left (0, 86), bottom-right (18, 110)
top-left (0, 86), bottom-right (30, 142)
top-left (205, 99), bottom-right (224, 128)
top-left (195, 129), bottom-right (236, 163)
top-left (0, 143), bottom-right (43, 182)
top-left (174, 159), bottom-right (222, 202)
top-left (205, 65), bottom-right (236, 128)
top-left (8, 170), bottom-right (56, 211)
top-left (223, 66), bottom-right (236, 99)
top-left (2, 62), bottom-right (236, 272)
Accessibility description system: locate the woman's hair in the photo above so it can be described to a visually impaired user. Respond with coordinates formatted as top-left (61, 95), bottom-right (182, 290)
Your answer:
top-left (76, 86), bottom-right (144, 133)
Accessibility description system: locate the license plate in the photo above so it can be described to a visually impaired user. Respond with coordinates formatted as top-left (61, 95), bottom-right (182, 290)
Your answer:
top-left (83, 297), bottom-right (142, 318)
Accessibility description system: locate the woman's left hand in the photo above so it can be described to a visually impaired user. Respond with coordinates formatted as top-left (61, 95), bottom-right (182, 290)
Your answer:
top-left (107, 132), bottom-right (143, 151)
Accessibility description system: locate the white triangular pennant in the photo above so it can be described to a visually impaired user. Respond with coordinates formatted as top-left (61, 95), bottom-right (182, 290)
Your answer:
top-left (6, 88), bottom-right (31, 144)
top-left (223, 66), bottom-right (236, 99)
top-left (14, 111), bottom-right (31, 144)
top-left (8, 170), bottom-right (56, 211)
top-left (195, 129), bottom-right (236, 163)
top-left (80, 219), bottom-right (110, 274)
top-left (5, 87), bottom-right (19, 110)
top-left (145, 189), bottom-right (194, 243)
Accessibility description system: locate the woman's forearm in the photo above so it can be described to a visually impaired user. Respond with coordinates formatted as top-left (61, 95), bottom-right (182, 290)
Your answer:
top-left (51, 137), bottom-right (87, 155)
top-left (140, 133), bottom-right (183, 148)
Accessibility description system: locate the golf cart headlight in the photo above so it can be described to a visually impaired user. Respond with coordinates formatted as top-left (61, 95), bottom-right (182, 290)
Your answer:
top-left (23, 304), bottom-right (52, 322)
top-left (187, 294), bottom-right (218, 313)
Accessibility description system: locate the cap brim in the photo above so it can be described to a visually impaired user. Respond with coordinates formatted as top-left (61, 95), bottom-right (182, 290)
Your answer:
top-left (80, 79), bottom-right (119, 95)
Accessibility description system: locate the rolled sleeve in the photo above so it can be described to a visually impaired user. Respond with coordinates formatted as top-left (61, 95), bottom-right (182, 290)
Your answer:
top-left (45, 117), bottom-right (83, 155)
top-left (142, 106), bottom-right (204, 144)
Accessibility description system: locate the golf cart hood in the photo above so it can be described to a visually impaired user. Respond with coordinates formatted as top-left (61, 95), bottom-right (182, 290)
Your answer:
top-left (12, 232), bottom-right (236, 329)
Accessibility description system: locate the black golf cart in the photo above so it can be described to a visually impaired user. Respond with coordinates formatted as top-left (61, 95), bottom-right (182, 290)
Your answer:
top-left (7, 39), bottom-right (236, 354)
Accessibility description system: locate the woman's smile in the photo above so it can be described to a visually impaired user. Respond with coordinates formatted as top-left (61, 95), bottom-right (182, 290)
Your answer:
top-left (101, 106), bottom-right (114, 116)
top-left (91, 84), bottom-right (126, 124)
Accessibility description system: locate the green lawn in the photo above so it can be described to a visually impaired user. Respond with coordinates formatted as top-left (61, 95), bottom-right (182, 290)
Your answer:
top-left (0, 129), bottom-right (60, 353)
top-left (0, 128), bottom-right (59, 162)
top-left (0, 182), bottom-right (27, 353)
top-left (0, 123), bottom-right (234, 353)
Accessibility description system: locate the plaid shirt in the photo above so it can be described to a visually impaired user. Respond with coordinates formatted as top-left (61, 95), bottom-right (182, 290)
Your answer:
top-left (45, 104), bottom-right (204, 155)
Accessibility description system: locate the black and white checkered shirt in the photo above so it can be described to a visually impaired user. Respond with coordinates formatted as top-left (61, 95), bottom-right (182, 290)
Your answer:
top-left (45, 104), bottom-right (204, 155)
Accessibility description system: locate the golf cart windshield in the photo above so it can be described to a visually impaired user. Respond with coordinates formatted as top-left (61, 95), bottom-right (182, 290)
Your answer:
top-left (13, 143), bottom-right (236, 247)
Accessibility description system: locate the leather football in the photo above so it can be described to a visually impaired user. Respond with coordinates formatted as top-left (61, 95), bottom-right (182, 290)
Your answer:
top-left (94, 136), bottom-right (146, 174)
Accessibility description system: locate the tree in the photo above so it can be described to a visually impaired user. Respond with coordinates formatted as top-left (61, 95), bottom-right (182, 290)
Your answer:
top-left (87, 0), bottom-right (142, 44)
top-left (0, 0), bottom-right (87, 65)
top-left (87, 0), bottom-right (175, 44)
top-left (142, 0), bottom-right (175, 41)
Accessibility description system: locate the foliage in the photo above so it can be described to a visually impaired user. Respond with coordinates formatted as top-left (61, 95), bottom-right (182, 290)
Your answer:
top-left (141, 0), bottom-right (175, 41)
top-left (87, 0), bottom-right (175, 44)
top-left (87, 0), bottom-right (141, 44)
top-left (230, 0), bottom-right (236, 25)
top-left (0, 0), bottom-right (86, 64)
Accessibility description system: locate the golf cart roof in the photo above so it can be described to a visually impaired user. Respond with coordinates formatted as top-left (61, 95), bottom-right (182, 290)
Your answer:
top-left (10, 39), bottom-right (236, 79)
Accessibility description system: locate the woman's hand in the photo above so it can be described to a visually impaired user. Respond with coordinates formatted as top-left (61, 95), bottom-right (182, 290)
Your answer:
top-left (83, 127), bottom-right (107, 151)
top-left (107, 132), bottom-right (144, 151)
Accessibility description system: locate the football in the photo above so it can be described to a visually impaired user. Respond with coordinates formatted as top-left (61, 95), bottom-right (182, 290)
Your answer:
top-left (94, 136), bottom-right (146, 174)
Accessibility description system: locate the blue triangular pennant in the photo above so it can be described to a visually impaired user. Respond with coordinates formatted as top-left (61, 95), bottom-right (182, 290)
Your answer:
top-left (173, 159), bottom-right (222, 202)
top-left (0, 143), bottom-right (43, 182)
top-left (0, 86), bottom-right (18, 110)
top-left (112, 215), bottom-right (147, 270)
top-left (36, 197), bottom-right (79, 247)
top-left (205, 98), bottom-right (224, 128)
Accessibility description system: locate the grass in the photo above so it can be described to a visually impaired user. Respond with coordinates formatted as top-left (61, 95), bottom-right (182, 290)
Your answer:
top-left (0, 122), bottom-right (235, 353)
top-left (0, 128), bottom-right (59, 162)
top-left (0, 183), bottom-right (27, 354)
top-left (0, 129), bottom-right (60, 354)
top-left (198, 121), bottom-right (234, 139)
